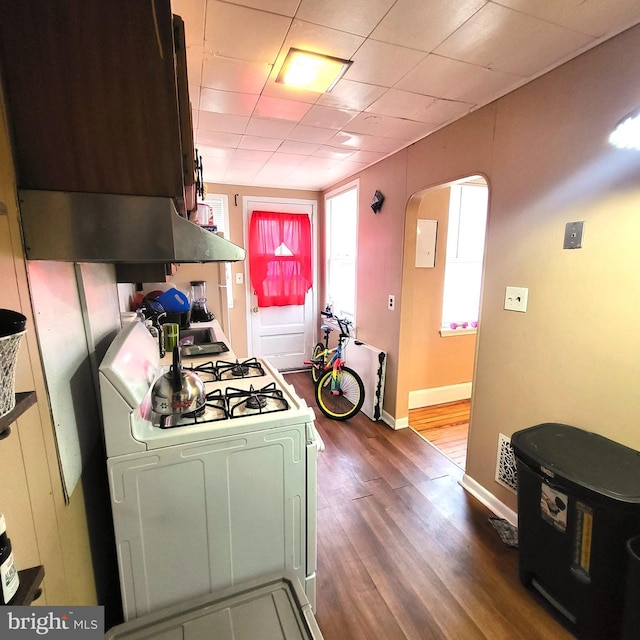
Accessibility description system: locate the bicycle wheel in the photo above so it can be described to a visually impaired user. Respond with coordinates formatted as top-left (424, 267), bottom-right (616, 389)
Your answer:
top-left (311, 342), bottom-right (325, 383)
top-left (315, 366), bottom-right (365, 421)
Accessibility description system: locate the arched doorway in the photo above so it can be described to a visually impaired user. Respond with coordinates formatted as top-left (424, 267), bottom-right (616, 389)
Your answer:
top-left (398, 175), bottom-right (489, 469)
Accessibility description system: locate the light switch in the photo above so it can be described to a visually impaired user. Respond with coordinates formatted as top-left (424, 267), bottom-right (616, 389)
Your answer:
top-left (504, 286), bottom-right (528, 312)
top-left (235, 272), bottom-right (244, 285)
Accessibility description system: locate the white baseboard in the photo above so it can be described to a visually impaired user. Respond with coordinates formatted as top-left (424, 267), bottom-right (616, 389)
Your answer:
top-left (408, 382), bottom-right (472, 409)
top-left (380, 409), bottom-right (408, 430)
top-left (459, 474), bottom-right (517, 527)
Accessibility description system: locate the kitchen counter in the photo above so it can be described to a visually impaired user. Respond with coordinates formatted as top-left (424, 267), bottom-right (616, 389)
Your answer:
top-left (160, 319), bottom-right (236, 366)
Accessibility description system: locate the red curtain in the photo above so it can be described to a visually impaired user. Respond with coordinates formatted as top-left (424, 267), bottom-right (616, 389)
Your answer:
top-left (248, 211), bottom-right (312, 307)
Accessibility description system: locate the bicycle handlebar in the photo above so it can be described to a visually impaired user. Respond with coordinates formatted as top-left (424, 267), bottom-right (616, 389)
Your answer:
top-left (320, 307), bottom-right (352, 336)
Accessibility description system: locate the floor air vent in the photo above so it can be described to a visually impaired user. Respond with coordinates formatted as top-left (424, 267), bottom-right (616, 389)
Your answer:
top-left (495, 434), bottom-right (518, 492)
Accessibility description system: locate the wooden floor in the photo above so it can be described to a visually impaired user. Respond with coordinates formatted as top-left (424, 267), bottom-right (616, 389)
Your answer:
top-left (285, 372), bottom-right (574, 640)
top-left (409, 400), bottom-right (470, 469)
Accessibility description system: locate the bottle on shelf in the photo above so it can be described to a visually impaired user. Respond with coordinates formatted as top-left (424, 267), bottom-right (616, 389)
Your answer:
top-left (0, 513), bottom-right (19, 604)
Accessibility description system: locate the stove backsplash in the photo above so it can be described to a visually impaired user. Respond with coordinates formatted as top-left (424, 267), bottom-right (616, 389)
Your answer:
top-left (26, 261), bottom-right (121, 500)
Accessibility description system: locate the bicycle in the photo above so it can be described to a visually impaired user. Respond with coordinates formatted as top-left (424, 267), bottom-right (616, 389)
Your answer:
top-left (305, 307), bottom-right (365, 421)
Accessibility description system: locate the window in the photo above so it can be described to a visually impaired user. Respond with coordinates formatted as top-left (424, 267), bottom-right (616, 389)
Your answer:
top-left (324, 182), bottom-right (358, 321)
top-left (441, 179), bottom-right (488, 331)
top-left (204, 194), bottom-right (234, 308)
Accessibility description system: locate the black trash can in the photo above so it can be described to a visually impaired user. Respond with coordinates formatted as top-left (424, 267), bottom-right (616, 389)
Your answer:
top-left (622, 536), bottom-right (640, 640)
top-left (512, 423), bottom-right (640, 640)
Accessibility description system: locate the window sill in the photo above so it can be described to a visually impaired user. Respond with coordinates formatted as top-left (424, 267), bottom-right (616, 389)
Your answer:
top-left (440, 328), bottom-right (477, 337)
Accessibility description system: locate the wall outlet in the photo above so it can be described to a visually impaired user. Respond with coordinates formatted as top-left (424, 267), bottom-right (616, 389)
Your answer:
top-left (563, 220), bottom-right (585, 249)
top-left (388, 294), bottom-right (395, 311)
top-left (504, 286), bottom-right (528, 312)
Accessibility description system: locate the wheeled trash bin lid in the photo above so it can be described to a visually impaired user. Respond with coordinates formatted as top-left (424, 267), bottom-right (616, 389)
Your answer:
top-left (105, 573), bottom-right (323, 640)
top-left (511, 423), bottom-right (640, 505)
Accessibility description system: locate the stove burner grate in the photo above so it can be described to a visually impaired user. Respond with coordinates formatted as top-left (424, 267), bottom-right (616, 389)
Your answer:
top-left (184, 360), bottom-right (221, 383)
top-left (226, 382), bottom-right (289, 418)
top-left (216, 358), bottom-right (265, 380)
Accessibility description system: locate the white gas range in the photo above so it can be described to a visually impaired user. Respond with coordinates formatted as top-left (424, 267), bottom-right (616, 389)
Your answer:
top-left (98, 320), bottom-right (323, 621)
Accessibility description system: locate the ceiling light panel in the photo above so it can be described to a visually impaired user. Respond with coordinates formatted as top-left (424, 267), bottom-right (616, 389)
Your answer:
top-left (277, 48), bottom-right (353, 93)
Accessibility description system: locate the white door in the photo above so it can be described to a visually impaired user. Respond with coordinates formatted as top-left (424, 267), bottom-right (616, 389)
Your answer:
top-left (244, 197), bottom-right (316, 371)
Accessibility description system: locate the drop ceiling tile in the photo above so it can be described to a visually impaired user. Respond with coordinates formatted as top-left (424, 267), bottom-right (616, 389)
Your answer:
top-left (198, 111), bottom-right (249, 134)
top-left (299, 105), bottom-right (359, 129)
top-left (366, 89), bottom-right (437, 122)
top-left (201, 156), bottom-right (232, 182)
top-left (492, 0), bottom-right (640, 38)
top-left (245, 118), bottom-right (297, 138)
top-left (254, 164), bottom-right (296, 186)
top-left (194, 130), bottom-right (242, 147)
top-left (200, 88), bottom-right (259, 116)
top-left (270, 152), bottom-right (309, 167)
top-left (278, 140), bottom-right (322, 155)
top-left (295, 0), bottom-right (396, 37)
top-left (288, 125), bottom-right (337, 144)
top-left (357, 135), bottom-right (408, 154)
top-left (345, 113), bottom-right (430, 141)
top-left (198, 146), bottom-right (236, 159)
top-left (396, 54), bottom-right (521, 104)
top-left (280, 19), bottom-right (365, 60)
top-left (291, 175), bottom-right (326, 189)
top-left (345, 149), bottom-right (387, 164)
top-left (238, 135), bottom-right (283, 152)
top-left (317, 79), bottom-right (387, 111)
top-left (226, 158), bottom-right (266, 175)
top-left (205, 2), bottom-right (291, 63)
top-left (171, 0), bottom-right (206, 44)
top-left (328, 131), bottom-right (374, 150)
top-left (191, 108), bottom-right (199, 130)
top-left (229, 0), bottom-right (300, 17)
top-left (371, 0), bottom-right (487, 52)
top-left (201, 55), bottom-right (271, 93)
top-left (261, 80), bottom-right (322, 104)
top-left (291, 156), bottom-right (344, 178)
top-left (290, 157), bottom-right (369, 187)
top-left (312, 146), bottom-right (356, 160)
top-left (185, 48), bottom-right (204, 87)
top-left (435, 3), bottom-right (593, 77)
top-left (225, 163), bottom-right (262, 184)
top-left (254, 95), bottom-right (313, 122)
top-left (233, 148), bottom-right (274, 162)
top-left (422, 99), bottom-right (475, 125)
top-left (344, 40), bottom-right (427, 87)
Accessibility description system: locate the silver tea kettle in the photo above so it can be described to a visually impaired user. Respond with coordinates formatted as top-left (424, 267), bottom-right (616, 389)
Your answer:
top-left (151, 346), bottom-right (206, 415)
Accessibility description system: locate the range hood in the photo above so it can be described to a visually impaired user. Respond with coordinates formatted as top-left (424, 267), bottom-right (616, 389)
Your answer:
top-left (18, 190), bottom-right (246, 263)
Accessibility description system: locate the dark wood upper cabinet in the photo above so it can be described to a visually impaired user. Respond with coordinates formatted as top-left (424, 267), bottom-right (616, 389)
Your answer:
top-left (0, 0), bottom-right (194, 216)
